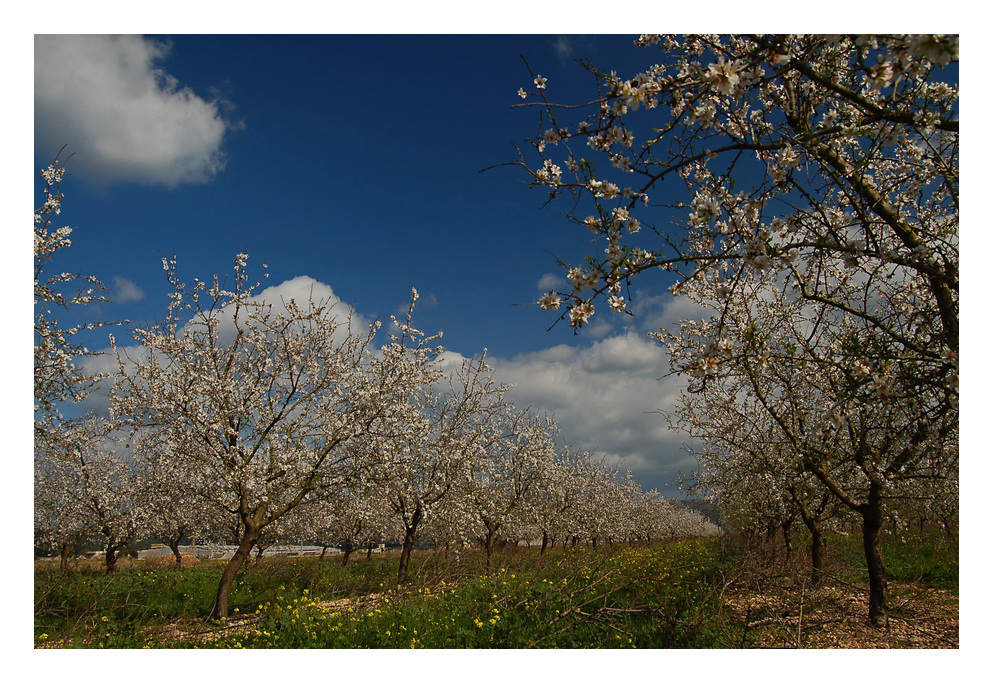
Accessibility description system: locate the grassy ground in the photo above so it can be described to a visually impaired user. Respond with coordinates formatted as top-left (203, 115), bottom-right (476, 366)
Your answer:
top-left (34, 529), bottom-right (957, 649)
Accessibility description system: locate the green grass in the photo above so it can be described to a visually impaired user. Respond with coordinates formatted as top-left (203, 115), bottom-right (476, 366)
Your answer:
top-left (195, 539), bottom-right (741, 649)
top-left (35, 529), bottom-right (956, 649)
top-left (825, 527), bottom-right (959, 593)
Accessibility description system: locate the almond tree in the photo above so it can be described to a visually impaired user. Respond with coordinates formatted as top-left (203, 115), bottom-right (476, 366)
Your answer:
top-left (660, 262), bottom-right (956, 625)
top-left (35, 158), bottom-right (120, 570)
top-left (531, 451), bottom-right (575, 554)
top-left (110, 257), bottom-right (440, 619)
top-left (35, 416), bottom-right (147, 574)
top-left (362, 348), bottom-right (508, 584)
top-left (301, 485), bottom-right (398, 565)
top-left (35, 423), bottom-right (96, 573)
top-left (564, 453), bottom-right (619, 548)
top-left (34, 156), bottom-right (109, 436)
top-left (673, 389), bottom-right (847, 583)
top-left (466, 411), bottom-right (559, 569)
top-left (517, 34), bottom-right (957, 627)
top-left (128, 426), bottom-right (217, 566)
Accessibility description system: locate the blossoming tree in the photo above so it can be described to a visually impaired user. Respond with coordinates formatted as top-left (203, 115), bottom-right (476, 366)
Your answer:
top-left (109, 258), bottom-right (441, 619)
top-left (34, 158), bottom-right (130, 573)
top-left (659, 247), bottom-right (957, 624)
top-left (35, 416), bottom-right (148, 574)
top-left (465, 410), bottom-right (559, 569)
top-left (359, 344), bottom-right (510, 584)
top-left (517, 34), bottom-right (958, 627)
top-left (34, 156), bottom-right (109, 433)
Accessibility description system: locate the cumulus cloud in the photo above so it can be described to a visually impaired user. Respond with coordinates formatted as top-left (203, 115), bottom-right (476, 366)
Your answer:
top-left (246, 275), bottom-right (375, 344)
top-left (111, 276), bottom-right (144, 304)
top-left (536, 272), bottom-right (566, 292)
top-left (490, 330), bottom-right (700, 494)
top-left (79, 276), bottom-right (371, 415)
top-left (35, 35), bottom-right (231, 187)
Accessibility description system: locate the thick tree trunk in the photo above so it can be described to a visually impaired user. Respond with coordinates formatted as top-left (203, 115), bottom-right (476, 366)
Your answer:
top-left (483, 520), bottom-right (499, 572)
top-left (104, 538), bottom-right (118, 575)
top-left (397, 506), bottom-right (423, 585)
top-left (540, 530), bottom-right (549, 556)
top-left (59, 542), bottom-right (72, 575)
top-left (863, 483), bottom-right (889, 628)
top-left (810, 525), bottom-right (825, 585)
top-left (398, 528), bottom-right (416, 585)
top-left (214, 528), bottom-right (260, 621)
top-left (793, 512), bottom-right (825, 586)
top-left (169, 538), bottom-right (183, 567)
top-left (342, 540), bottom-right (354, 566)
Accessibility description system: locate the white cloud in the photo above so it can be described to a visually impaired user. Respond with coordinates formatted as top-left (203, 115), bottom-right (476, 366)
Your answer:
top-left (536, 272), bottom-right (566, 292)
top-left (552, 36), bottom-right (573, 61)
top-left (247, 275), bottom-right (375, 343)
top-left (79, 276), bottom-right (371, 414)
top-left (490, 329), bottom-right (700, 494)
top-left (35, 35), bottom-right (231, 187)
top-left (111, 276), bottom-right (144, 304)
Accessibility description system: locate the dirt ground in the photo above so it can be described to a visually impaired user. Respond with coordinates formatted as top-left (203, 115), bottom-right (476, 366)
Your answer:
top-left (718, 568), bottom-right (958, 648)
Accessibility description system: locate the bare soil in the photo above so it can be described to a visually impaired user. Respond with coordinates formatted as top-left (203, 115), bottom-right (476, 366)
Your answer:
top-left (715, 547), bottom-right (958, 648)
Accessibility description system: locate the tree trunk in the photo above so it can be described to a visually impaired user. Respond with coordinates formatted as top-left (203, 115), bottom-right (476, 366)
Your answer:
top-left (781, 519), bottom-right (794, 560)
top-left (367, 541), bottom-right (374, 560)
top-left (397, 506), bottom-right (423, 585)
top-left (59, 542), bottom-right (72, 575)
top-left (104, 538), bottom-right (118, 575)
top-left (398, 528), bottom-right (416, 585)
top-left (862, 483), bottom-right (889, 628)
top-left (214, 527), bottom-right (260, 621)
top-left (319, 544), bottom-right (329, 562)
top-left (807, 524), bottom-right (824, 585)
top-left (540, 530), bottom-right (549, 556)
top-left (483, 520), bottom-right (499, 572)
top-left (169, 538), bottom-right (183, 568)
top-left (342, 540), bottom-right (354, 566)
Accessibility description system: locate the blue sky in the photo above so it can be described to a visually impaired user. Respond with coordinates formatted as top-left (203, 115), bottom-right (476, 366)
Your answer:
top-left (34, 34), bottom-right (661, 356)
top-left (32, 32), bottom-right (704, 496)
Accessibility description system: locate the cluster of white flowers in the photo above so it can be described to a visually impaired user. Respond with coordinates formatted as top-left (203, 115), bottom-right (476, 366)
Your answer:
top-left (703, 56), bottom-right (745, 97)
top-left (568, 301), bottom-right (595, 326)
top-left (533, 159), bottom-right (562, 186)
top-left (538, 290), bottom-right (561, 311)
top-left (566, 265), bottom-right (601, 293)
